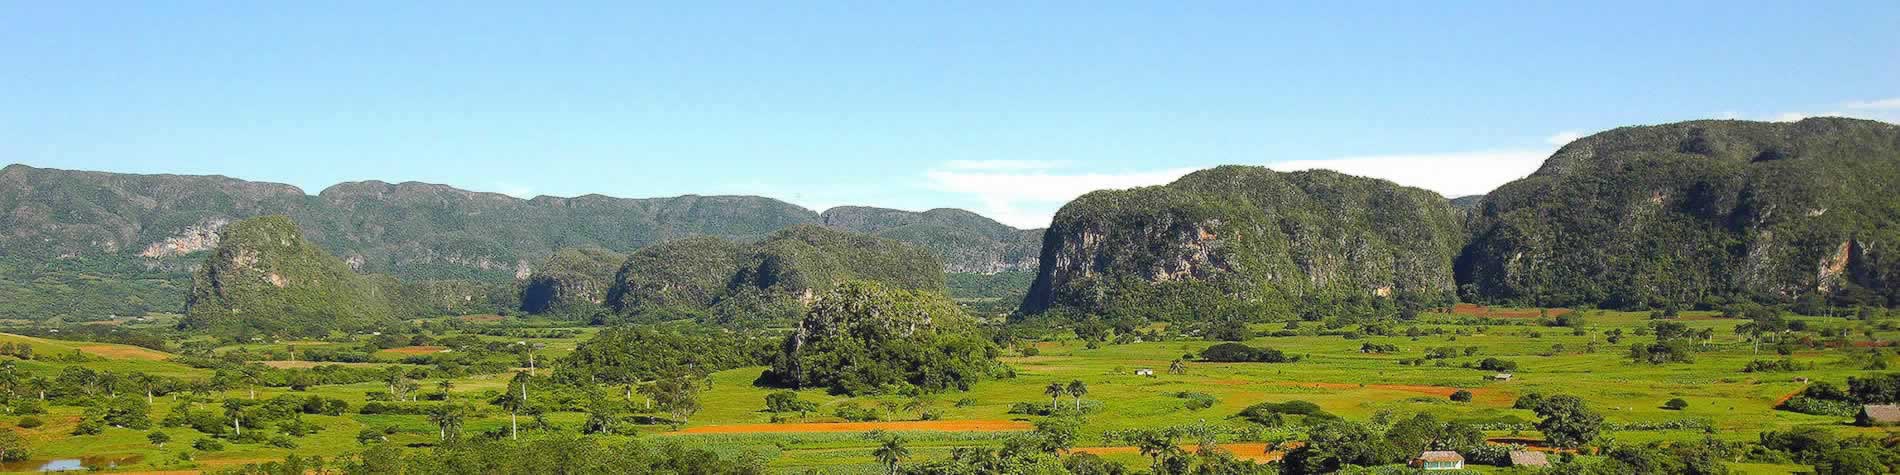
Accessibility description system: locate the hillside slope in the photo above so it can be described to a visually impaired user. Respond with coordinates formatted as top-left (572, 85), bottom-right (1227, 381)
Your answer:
top-left (1020, 165), bottom-right (1464, 317)
top-left (1458, 118), bottom-right (1900, 309)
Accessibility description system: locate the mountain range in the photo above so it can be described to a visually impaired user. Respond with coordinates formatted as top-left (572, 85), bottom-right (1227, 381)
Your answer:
top-left (5, 117), bottom-right (1897, 325)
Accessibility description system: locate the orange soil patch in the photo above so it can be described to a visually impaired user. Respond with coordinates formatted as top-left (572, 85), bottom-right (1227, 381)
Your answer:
top-left (669, 420), bottom-right (1032, 434)
top-left (74, 344), bottom-right (172, 361)
top-left (1072, 442), bottom-right (1292, 462)
top-left (1773, 385), bottom-right (1807, 407)
top-left (1449, 303), bottom-right (1569, 319)
top-left (384, 345), bottom-right (447, 355)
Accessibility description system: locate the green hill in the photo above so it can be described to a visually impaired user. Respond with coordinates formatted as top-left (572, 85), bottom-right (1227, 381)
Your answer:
top-left (1458, 117), bottom-right (1900, 310)
top-left (180, 216), bottom-right (397, 336)
top-left (1020, 166), bottom-right (1465, 318)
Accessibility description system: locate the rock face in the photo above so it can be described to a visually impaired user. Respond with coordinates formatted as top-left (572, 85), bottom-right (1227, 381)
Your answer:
top-left (518, 247), bottom-right (627, 315)
top-left (819, 206), bottom-right (1042, 274)
top-left (1021, 166), bottom-right (1464, 315)
top-left (603, 225), bottom-right (947, 324)
top-left (182, 216), bottom-right (395, 335)
top-left (1458, 118), bottom-right (1900, 309)
top-left (0, 164), bottom-right (1030, 320)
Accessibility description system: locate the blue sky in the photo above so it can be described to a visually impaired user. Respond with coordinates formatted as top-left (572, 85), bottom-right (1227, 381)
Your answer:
top-left (3, 2), bottom-right (1896, 227)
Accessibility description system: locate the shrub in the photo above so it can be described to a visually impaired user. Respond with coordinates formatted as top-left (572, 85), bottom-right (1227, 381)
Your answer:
top-left (1199, 343), bottom-right (1298, 363)
top-left (15, 417), bottom-right (41, 429)
top-left (1663, 398), bottom-right (1689, 410)
top-left (1450, 390), bottom-right (1473, 402)
top-left (193, 438), bottom-right (226, 452)
top-left (1512, 393), bottom-right (1545, 410)
top-left (1173, 392), bottom-right (1218, 411)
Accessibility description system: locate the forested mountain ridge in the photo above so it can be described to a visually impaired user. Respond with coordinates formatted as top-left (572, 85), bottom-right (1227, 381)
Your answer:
top-left (180, 216), bottom-right (397, 335)
top-left (0, 164), bottom-right (1034, 320)
top-left (820, 206), bottom-right (1043, 273)
top-left (1458, 117), bottom-right (1900, 310)
top-left (1020, 166), bottom-right (1465, 317)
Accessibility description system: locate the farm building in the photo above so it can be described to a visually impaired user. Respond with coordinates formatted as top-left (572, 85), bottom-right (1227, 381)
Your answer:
top-left (1858, 404), bottom-right (1900, 426)
top-left (1134, 368), bottom-right (1155, 377)
top-left (1490, 373), bottom-right (1513, 381)
top-left (1410, 451), bottom-right (1465, 470)
top-left (1508, 450), bottom-right (1549, 467)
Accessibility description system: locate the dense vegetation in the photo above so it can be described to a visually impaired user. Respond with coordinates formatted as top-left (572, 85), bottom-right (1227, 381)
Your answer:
top-left (1460, 118), bottom-right (1900, 310)
top-left (1021, 166), bottom-right (1464, 322)
top-left (764, 281), bottom-right (1008, 395)
top-left (180, 217), bottom-right (399, 336)
top-left (819, 206), bottom-right (1042, 274)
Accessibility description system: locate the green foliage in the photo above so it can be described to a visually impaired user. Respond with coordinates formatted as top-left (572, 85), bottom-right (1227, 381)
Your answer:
top-left (1460, 118), bottom-right (1900, 310)
top-left (1023, 166), bottom-right (1464, 319)
top-left (765, 281), bottom-right (1008, 395)
top-left (180, 216), bottom-right (400, 336)
top-left (519, 247), bottom-right (626, 317)
top-left (1235, 400), bottom-right (1337, 427)
top-left (1197, 343), bottom-right (1299, 363)
top-left (1533, 394), bottom-right (1604, 449)
top-left (556, 325), bottom-right (770, 385)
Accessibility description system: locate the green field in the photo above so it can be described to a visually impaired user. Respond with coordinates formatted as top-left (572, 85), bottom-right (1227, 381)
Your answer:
top-left (0, 307), bottom-right (1891, 473)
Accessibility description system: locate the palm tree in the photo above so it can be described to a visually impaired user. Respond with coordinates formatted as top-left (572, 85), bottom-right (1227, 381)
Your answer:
top-left (1131, 429), bottom-right (1180, 474)
top-left (1044, 382), bottom-right (1067, 410)
top-left (436, 379), bottom-right (454, 401)
top-left (1066, 380), bottom-right (1088, 411)
top-left (240, 367), bottom-right (259, 399)
top-left (510, 371), bottom-right (531, 400)
top-left (428, 404), bottom-right (465, 441)
top-left (495, 389), bottom-right (524, 440)
top-left (1169, 358), bottom-right (1188, 375)
top-left (872, 434), bottom-right (910, 475)
top-left (223, 399), bottom-right (245, 437)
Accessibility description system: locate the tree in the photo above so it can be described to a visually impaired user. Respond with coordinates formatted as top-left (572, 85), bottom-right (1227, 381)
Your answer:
top-left (436, 379), bottom-right (454, 401)
top-left (1044, 382), bottom-right (1067, 409)
top-left (222, 399), bottom-right (245, 437)
top-left (0, 429), bottom-right (25, 462)
top-left (872, 434), bottom-right (909, 475)
top-left (765, 391), bottom-right (816, 417)
top-left (427, 404), bottom-right (466, 441)
top-left (1664, 398), bottom-right (1689, 410)
top-left (1169, 359), bottom-right (1187, 375)
top-left (646, 377), bottom-right (702, 427)
top-left (147, 430), bottom-right (170, 447)
top-left (1449, 390), bottom-right (1473, 402)
top-left (493, 388), bottom-right (524, 440)
top-left (1066, 380), bottom-right (1089, 411)
top-left (1533, 395), bottom-right (1603, 449)
top-left (1126, 428), bottom-right (1182, 475)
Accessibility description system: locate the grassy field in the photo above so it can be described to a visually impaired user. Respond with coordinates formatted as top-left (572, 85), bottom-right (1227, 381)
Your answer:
top-left (1, 308), bottom-right (1892, 473)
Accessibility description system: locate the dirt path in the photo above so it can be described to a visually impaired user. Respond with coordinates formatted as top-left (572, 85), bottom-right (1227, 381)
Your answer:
top-left (70, 344), bottom-right (175, 361)
top-left (669, 420), bottom-right (1032, 434)
top-left (1773, 384), bottom-right (1808, 407)
top-left (383, 345), bottom-right (447, 355)
top-left (1071, 443), bottom-right (1287, 462)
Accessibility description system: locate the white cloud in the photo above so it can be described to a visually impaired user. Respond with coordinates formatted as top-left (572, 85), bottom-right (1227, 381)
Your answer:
top-left (493, 182), bottom-right (536, 199)
top-left (924, 167), bottom-right (1198, 228)
top-left (1545, 131), bottom-right (1585, 147)
top-left (1845, 97), bottom-right (1900, 110)
top-left (1267, 149), bottom-right (1549, 198)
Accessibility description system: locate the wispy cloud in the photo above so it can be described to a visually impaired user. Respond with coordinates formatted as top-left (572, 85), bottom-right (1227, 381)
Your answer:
top-left (1545, 131), bottom-right (1585, 147)
top-left (924, 165), bottom-right (1198, 228)
top-left (1267, 149), bottom-right (1549, 198)
top-left (941, 159), bottom-right (1073, 171)
top-left (1845, 97), bottom-right (1900, 110)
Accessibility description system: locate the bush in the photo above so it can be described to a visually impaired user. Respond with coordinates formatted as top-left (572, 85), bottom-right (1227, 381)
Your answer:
top-left (1476, 358), bottom-right (1518, 372)
top-left (1449, 390), bottom-right (1473, 402)
top-left (1173, 392), bottom-right (1218, 411)
top-left (193, 438), bottom-right (225, 452)
top-left (15, 417), bottom-right (41, 429)
top-left (1199, 343), bottom-right (1298, 363)
top-left (1663, 398), bottom-right (1689, 410)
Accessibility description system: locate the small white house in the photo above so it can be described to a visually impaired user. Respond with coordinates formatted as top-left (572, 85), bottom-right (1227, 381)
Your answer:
top-left (1134, 368), bottom-right (1155, 377)
top-left (1411, 451), bottom-right (1465, 471)
top-left (1491, 373), bottom-right (1514, 381)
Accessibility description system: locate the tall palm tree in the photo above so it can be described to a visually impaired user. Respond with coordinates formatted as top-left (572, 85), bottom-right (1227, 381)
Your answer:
top-left (223, 399), bottom-right (245, 437)
top-left (1066, 380), bottom-right (1088, 411)
top-left (428, 404), bottom-right (465, 441)
top-left (437, 379), bottom-right (454, 401)
top-left (1169, 359), bottom-right (1188, 375)
top-left (495, 390), bottom-right (524, 440)
top-left (872, 434), bottom-right (909, 475)
top-left (1131, 429), bottom-right (1180, 474)
top-left (1044, 382), bottom-right (1066, 410)
top-left (511, 371), bottom-right (531, 400)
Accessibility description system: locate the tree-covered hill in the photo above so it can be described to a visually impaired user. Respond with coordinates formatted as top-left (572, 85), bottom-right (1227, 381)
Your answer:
top-left (820, 206), bottom-right (1042, 273)
top-left (1458, 117), bottom-right (1900, 310)
top-left (1019, 165), bottom-right (1466, 319)
top-left (601, 225), bottom-right (949, 325)
top-left (180, 216), bottom-right (397, 336)
top-left (518, 247), bottom-right (628, 316)
top-left (0, 164), bottom-right (1037, 320)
